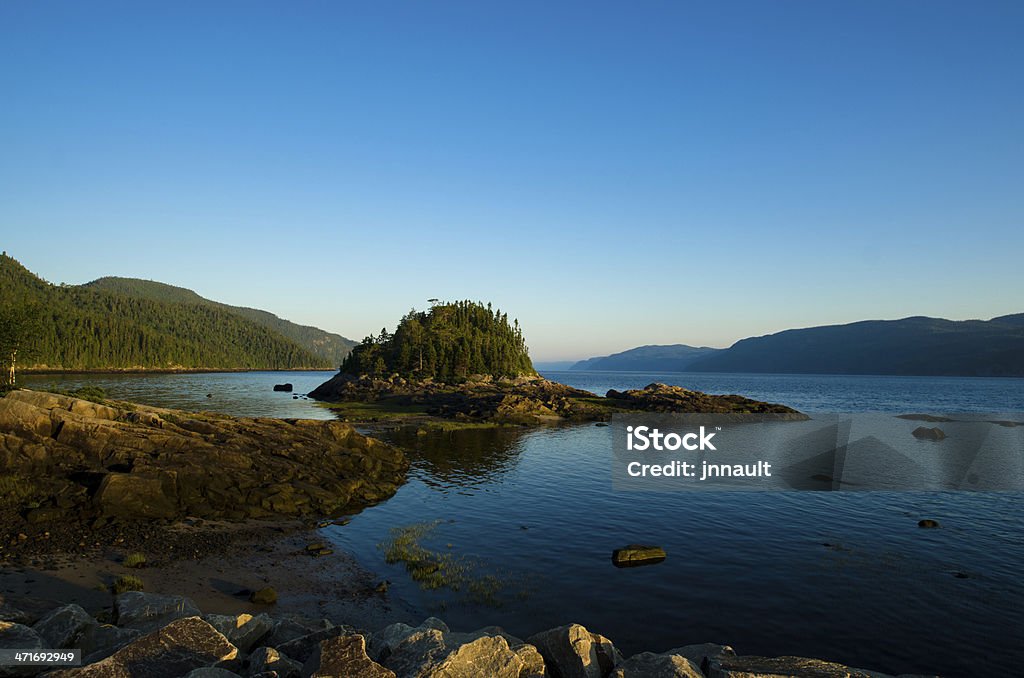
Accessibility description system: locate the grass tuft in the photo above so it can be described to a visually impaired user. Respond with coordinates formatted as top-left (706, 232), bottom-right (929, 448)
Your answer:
top-left (123, 552), bottom-right (147, 569)
top-left (112, 574), bottom-right (144, 594)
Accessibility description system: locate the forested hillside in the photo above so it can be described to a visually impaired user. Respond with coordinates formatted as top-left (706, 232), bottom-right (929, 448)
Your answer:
top-left (0, 254), bottom-right (332, 371)
top-left (84, 277), bottom-right (356, 366)
top-left (340, 300), bottom-right (536, 382)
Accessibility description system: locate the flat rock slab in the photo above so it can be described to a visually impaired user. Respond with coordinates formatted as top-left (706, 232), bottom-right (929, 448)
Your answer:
top-left (708, 654), bottom-right (895, 678)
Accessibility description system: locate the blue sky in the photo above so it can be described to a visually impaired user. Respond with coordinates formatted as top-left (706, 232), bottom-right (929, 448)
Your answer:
top-left (2, 1), bottom-right (1022, 361)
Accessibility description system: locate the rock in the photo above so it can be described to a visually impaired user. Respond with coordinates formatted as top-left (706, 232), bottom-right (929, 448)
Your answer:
top-left (276, 625), bottom-right (354, 664)
top-left (32, 603), bottom-right (94, 648)
top-left (182, 669), bottom-right (242, 678)
top-left (912, 427), bottom-right (946, 441)
top-left (249, 587), bottom-right (277, 605)
top-left (514, 643), bottom-right (548, 678)
top-left (611, 545), bottom-right (666, 567)
top-left (303, 634), bottom-right (395, 677)
top-left (0, 390), bottom-right (408, 525)
top-left (114, 591), bottom-right (201, 633)
top-left (47, 616), bottom-right (237, 678)
top-left (611, 652), bottom-right (703, 678)
top-left (526, 624), bottom-right (623, 678)
top-left (274, 384), bottom-right (294, 392)
top-left (78, 623), bottom-right (142, 663)
top-left (664, 643), bottom-right (735, 669)
top-left (202, 613), bottom-right (273, 654)
top-left (706, 654), bottom-right (893, 677)
top-left (383, 629), bottom-right (527, 678)
top-left (263, 616), bottom-right (334, 648)
top-left (368, 618), bottom-right (450, 662)
top-left (95, 473), bottom-right (178, 520)
top-left (0, 603), bottom-right (29, 624)
top-left (248, 646), bottom-right (303, 678)
top-left (917, 519), bottom-right (941, 529)
top-left (0, 621), bottom-right (44, 677)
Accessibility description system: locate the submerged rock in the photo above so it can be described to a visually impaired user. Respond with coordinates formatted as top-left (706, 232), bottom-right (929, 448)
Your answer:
top-left (612, 545), bottom-right (667, 567)
top-left (918, 519), bottom-right (941, 529)
top-left (912, 426), bottom-right (946, 441)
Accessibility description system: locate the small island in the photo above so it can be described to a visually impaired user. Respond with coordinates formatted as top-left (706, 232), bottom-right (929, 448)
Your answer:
top-left (309, 300), bottom-right (803, 424)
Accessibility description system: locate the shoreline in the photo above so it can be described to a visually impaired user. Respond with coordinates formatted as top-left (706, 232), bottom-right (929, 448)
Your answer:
top-left (20, 367), bottom-right (338, 375)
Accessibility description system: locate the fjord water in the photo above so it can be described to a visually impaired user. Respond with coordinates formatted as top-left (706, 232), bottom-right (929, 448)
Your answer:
top-left (23, 370), bottom-right (1024, 677)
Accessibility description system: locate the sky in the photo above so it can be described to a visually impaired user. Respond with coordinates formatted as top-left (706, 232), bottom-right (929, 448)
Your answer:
top-left (1, 1), bottom-right (1022, 361)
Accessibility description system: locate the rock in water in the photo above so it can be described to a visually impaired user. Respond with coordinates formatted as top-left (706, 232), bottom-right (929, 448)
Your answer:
top-left (912, 426), bottom-right (946, 441)
top-left (46, 617), bottom-right (237, 678)
top-left (526, 624), bottom-right (623, 678)
top-left (274, 383), bottom-right (294, 392)
top-left (918, 519), bottom-right (941, 529)
top-left (303, 634), bottom-right (395, 678)
top-left (612, 545), bottom-right (667, 567)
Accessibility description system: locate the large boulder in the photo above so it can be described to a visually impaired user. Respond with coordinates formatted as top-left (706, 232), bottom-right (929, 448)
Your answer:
top-left (276, 625), bottom-right (354, 664)
top-left (114, 591), bottom-right (201, 633)
top-left (47, 617), bottom-right (237, 678)
top-left (369, 618), bottom-right (449, 662)
top-left (247, 646), bottom-right (302, 677)
top-left (303, 634), bottom-right (395, 678)
top-left (706, 654), bottom-right (894, 678)
top-left (32, 603), bottom-right (94, 648)
top-left (0, 621), bottom-right (44, 678)
top-left (202, 613), bottom-right (273, 654)
top-left (78, 623), bottom-right (143, 663)
top-left (610, 652), bottom-right (703, 678)
top-left (383, 627), bottom-right (538, 678)
top-left (526, 624), bottom-right (622, 678)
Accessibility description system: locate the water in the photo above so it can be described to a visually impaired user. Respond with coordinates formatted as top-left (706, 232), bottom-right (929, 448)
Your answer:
top-left (20, 369), bottom-right (1024, 677)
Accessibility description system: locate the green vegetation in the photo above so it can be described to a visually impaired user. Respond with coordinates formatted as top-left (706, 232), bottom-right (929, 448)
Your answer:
top-left (84, 277), bottom-right (357, 366)
top-left (123, 553), bottom-right (147, 569)
top-left (341, 300), bottom-right (536, 382)
top-left (44, 385), bottom-right (109, 404)
top-left (0, 253), bottom-right (336, 371)
top-left (378, 520), bottom-right (529, 606)
top-left (112, 574), bottom-right (144, 594)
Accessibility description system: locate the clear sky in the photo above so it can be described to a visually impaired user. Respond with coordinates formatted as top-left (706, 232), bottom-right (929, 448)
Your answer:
top-left (2, 1), bottom-right (1022, 361)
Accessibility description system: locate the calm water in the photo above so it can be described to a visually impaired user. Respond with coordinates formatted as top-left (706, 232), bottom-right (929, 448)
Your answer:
top-left (21, 370), bottom-right (1024, 677)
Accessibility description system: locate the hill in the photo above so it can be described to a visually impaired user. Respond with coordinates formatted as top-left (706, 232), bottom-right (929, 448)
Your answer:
top-left (685, 315), bottom-right (1024, 376)
top-left (0, 254), bottom-right (337, 371)
top-left (84, 277), bottom-right (356, 366)
top-left (570, 344), bottom-right (720, 372)
top-left (338, 300), bottom-right (536, 382)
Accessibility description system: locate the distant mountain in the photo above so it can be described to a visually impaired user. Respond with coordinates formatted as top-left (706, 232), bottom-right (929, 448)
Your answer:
top-left (686, 315), bottom-right (1024, 377)
top-left (533, 361), bottom-right (578, 371)
top-left (0, 254), bottom-right (348, 371)
top-left (84, 277), bottom-right (356, 367)
top-left (570, 345), bottom-right (721, 372)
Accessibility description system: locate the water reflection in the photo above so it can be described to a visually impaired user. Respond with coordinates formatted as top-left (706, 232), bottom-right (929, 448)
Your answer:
top-left (377, 426), bottom-right (533, 490)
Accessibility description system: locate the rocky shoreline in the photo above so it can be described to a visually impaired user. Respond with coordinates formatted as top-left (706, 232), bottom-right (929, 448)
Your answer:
top-left (309, 375), bottom-right (805, 424)
top-left (0, 390), bottom-right (407, 530)
top-left (0, 591), bottom-right (937, 677)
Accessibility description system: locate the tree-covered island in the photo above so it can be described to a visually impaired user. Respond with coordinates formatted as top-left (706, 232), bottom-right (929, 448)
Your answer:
top-left (310, 301), bottom-right (803, 424)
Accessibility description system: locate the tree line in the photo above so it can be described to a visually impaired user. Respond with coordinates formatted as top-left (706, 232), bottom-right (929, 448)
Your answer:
top-left (340, 300), bottom-right (536, 382)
